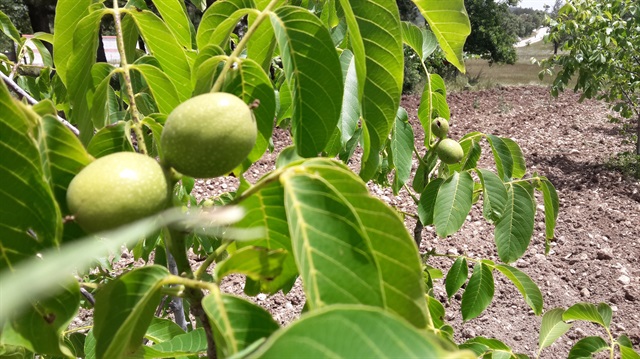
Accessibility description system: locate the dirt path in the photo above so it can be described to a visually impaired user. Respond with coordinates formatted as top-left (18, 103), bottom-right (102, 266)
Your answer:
top-left (198, 85), bottom-right (640, 357)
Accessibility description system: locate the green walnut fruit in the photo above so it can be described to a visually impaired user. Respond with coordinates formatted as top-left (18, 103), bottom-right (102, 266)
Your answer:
top-left (67, 152), bottom-right (170, 233)
top-left (161, 92), bottom-right (257, 178)
top-left (436, 138), bottom-right (464, 164)
top-left (431, 117), bottom-right (449, 139)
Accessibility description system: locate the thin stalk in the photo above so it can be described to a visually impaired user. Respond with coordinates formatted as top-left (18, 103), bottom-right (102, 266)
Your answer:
top-left (112, 1), bottom-right (148, 155)
top-left (194, 241), bottom-right (232, 280)
top-left (231, 169), bottom-right (282, 205)
top-left (403, 183), bottom-right (419, 204)
top-left (210, 0), bottom-right (280, 93)
top-left (420, 61), bottom-right (434, 150)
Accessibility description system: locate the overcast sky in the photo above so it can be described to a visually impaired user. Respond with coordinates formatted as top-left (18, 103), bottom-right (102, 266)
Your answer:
top-left (517, 0), bottom-right (554, 10)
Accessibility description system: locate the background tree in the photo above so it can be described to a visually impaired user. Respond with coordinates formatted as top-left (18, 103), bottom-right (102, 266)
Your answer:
top-left (464, 0), bottom-right (519, 64)
top-left (542, 0), bottom-right (640, 158)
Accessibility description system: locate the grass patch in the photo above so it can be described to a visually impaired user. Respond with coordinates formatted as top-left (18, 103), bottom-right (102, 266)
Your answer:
top-left (451, 41), bottom-right (557, 90)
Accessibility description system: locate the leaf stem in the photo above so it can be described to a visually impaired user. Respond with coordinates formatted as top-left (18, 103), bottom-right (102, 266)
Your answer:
top-left (403, 183), bottom-right (419, 204)
top-left (112, 1), bottom-right (147, 155)
top-left (210, 0), bottom-right (280, 93)
top-left (194, 241), bottom-right (232, 280)
top-left (231, 169), bottom-right (283, 205)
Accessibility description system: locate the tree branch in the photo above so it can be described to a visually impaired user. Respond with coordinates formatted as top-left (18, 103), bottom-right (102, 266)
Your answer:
top-left (0, 71), bottom-right (80, 136)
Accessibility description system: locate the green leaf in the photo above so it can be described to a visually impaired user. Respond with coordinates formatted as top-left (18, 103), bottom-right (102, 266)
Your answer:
top-left (418, 74), bottom-right (449, 143)
top-left (434, 171), bottom-right (474, 237)
top-left (620, 345), bottom-right (640, 359)
top-left (270, 6), bottom-right (343, 157)
top-left (445, 257), bottom-right (468, 299)
top-left (567, 336), bottom-right (609, 359)
top-left (538, 308), bottom-right (573, 352)
top-left (495, 264), bottom-right (543, 315)
top-left (539, 177), bottom-right (559, 245)
top-left (130, 9), bottom-right (192, 101)
top-left (53, 0), bottom-right (92, 85)
top-left (502, 138), bottom-right (526, 179)
top-left (563, 303), bottom-right (608, 328)
top-left (143, 328), bottom-right (208, 358)
top-left (86, 121), bottom-right (135, 158)
top-left (93, 265), bottom-right (170, 359)
top-left (494, 183), bottom-right (535, 263)
top-left (215, 246), bottom-right (287, 282)
top-left (152, 0), bottom-right (193, 50)
top-left (412, 0), bottom-right (470, 72)
top-left (247, 306), bottom-right (457, 358)
top-left (196, 0), bottom-right (255, 50)
top-left (412, 150), bottom-right (438, 193)
top-left (390, 107), bottom-right (414, 194)
top-left (417, 177), bottom-right (443, 226)
top-left (337, 50), bottom-right (360, 147)
top-left (222, 58), bottom-right (276, 165)
top-left (247, 9), bottom-right (277, 73)
top-left (202, 292), bottom-right (279, 357)
top-left (38, 115), bottom-right (94, 214)
top-left (0, 210), bottom-right (190, 321)
top-left (486, 134), bottom-right (514, 181)
top-left (0, 84), bottom-right (62, 270)
top-left (145, 318), bottom-right (185, 344)
top-left (0, 10), bottom-right (22, 43)
top-left (461, 263), bottom-right (494, 321)
top-left (90, 63), bottom-right (117, 129)
top-left (234, 180), bottom-right (297, 294)
top-left (66, 8), bottom-right (108, 145)
top-left (84, 330), bottom-right (96, 359)
top-left (3, 282), bottom-right (79, 357)
top-left (597, 302), bottom-right (612, 329)
top-left (337, 0), bottom-right (403, 180)
top-left (477, 169), bottom-right (508, 223)
top-left (131, 63), bottom-right (181, 115)
top-left (281, 159), bottom-right (429, 328)
top-left (402, 21), bottom-right (436, 61)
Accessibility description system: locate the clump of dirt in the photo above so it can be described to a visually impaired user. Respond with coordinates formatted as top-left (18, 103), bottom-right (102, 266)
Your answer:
top-left (197, 85), bottom-right (639, 358)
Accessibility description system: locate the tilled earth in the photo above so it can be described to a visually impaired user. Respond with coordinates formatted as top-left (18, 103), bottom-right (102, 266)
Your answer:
top-left (195, 85), bottom-right (639, 358)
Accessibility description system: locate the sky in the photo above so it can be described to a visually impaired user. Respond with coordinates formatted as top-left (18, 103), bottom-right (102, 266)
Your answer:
top-left (517, 0), bottom-right (554, 11)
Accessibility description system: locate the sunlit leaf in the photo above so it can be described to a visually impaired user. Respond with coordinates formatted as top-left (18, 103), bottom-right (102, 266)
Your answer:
top-left (563, 303), bottom-right (608, 328)
top-left (215, 246), bottom-right (287, 282)
top-left (338, 0), bottom-right (403, 180)
top-left (247, 306), bottom-right (459, 358)
top-left (477, 169), bottom-right (508, 223)
top-left (495, 264), bottom-right (543, 315)
top-left (203, 291), bottom-right (279, 357)
top-left (53, 0), bottom-right (93, 85)
top-left (86, 121), bottom-right (134, 158)
top-left (143, 328), bottom-right (208, 358)
top-left (567, 336), bottom-right (608, 359)
top-left (0, 84), bottom-right (62, 270)
top-left (270, 6), bottom-right (343, 157)
top-left (538, 308), bottom-right (572, 352)
top-left (131, 63), bottom-right (181, 115)
top-left (390, 107), bottom-right (414, 194)
top-left (412, 0), bottom-right (470, 72)
top-left (282, 159), bottom-right (428, 328)
top-left (152, 0), bottom-right (193, 50)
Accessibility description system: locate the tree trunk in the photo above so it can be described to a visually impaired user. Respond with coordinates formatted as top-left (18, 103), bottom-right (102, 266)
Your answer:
top-left (24, 0), bottom-right (54, 56)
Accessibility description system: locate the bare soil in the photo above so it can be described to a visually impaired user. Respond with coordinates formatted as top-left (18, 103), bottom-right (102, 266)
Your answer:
top-left (196, 85), bottom-right (639, 358)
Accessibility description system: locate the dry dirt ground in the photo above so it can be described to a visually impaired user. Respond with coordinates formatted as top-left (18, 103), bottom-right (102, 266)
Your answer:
top-left (175, 85), bottom-right (640, 358)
